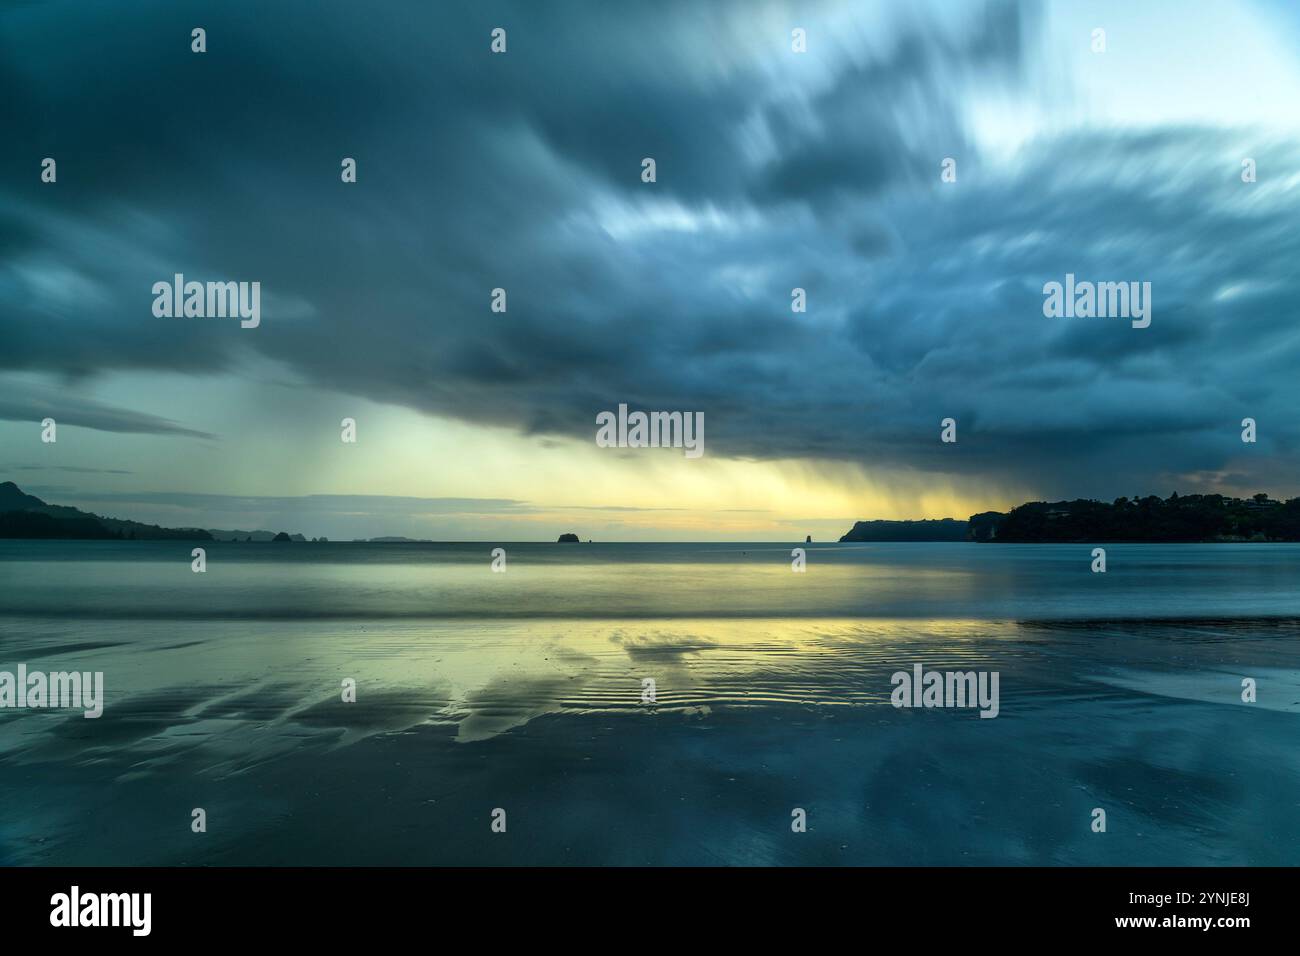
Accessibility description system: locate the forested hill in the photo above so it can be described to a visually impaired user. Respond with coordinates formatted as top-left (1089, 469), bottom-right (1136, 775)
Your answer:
top-left (973, 494), bottom-right (1300, 542)
top-left (0, 481), bottom-right (214, 540)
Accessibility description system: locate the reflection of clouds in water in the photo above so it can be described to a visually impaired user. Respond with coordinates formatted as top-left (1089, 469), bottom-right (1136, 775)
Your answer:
top-left (608, 628), bottom-right (719, 664)
top-left (535, 639), bottom-right (601, 670)
top-left (6, 617), bottom-right (1298, 791)
top-left (3, 612), bottom-right (1299, 864)
top-left (456, 674), bottom-right (592, 743)
top-left (290, 685), bottom-right (454, 736)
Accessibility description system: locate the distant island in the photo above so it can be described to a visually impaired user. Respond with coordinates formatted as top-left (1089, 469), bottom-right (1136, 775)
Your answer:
top-left (557, 533), bottom-right (580, 543)
top-left (209, 528), bottom-right (314, 542)
top-left (843, 493), bottom-right (1300, 543)
top-left (0, 481), bottom-right (304, 542)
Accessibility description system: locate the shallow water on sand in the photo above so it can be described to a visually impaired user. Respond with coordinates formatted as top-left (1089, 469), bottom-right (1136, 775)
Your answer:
top-left (1, 541), bottom-right (1297, 865)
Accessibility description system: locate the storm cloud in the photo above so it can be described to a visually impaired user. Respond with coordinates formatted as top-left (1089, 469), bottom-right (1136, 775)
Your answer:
top-left (2, 0), bottom-right (1298, 500)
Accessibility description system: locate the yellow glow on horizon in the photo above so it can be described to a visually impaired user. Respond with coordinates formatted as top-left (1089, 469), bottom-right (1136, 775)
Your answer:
top-left (294, 402), bottom-right (1025, 538)
top-left (12, 369), bottom-right (1029, 540)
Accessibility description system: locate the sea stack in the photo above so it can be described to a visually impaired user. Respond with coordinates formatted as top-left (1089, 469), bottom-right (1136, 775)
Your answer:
top-left (557, 533), bottom-right (580, 543)
top-left (806, 535), bottom-right (812, 543)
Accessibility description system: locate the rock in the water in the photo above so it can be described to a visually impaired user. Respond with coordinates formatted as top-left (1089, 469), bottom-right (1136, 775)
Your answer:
top-left (557, 533), bottom-right (580, 543)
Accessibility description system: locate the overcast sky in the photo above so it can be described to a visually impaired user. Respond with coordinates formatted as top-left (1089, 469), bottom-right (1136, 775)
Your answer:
top-left (2, 0), bottom-right (1299, 540)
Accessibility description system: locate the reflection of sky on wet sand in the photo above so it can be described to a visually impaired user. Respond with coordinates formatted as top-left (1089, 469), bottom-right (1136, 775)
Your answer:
top-left (6, 614), bottom-right (1295, 758)
top-left (2, 542), bottom-right (1298, 865)
top-left (2, 612), bottom-right (1298, 866)
top-left (3, 617), bottom-right (1003, 761)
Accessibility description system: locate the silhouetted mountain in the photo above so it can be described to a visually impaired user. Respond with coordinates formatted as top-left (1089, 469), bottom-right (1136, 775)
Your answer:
top-left (0, 481), bottom-right (213, 541)
top-left (0, 481), bottom-right (45, 512)
top-left (0, 480), bottom-right (307, 541)
top-left (0, 509), bottom-right (117, 540)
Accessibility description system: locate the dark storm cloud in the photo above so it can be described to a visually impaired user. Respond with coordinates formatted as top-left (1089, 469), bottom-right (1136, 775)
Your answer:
top-left (1, 0), bottom-right (1298, 497)
top-left (0, 383), bottom-right (216, 439)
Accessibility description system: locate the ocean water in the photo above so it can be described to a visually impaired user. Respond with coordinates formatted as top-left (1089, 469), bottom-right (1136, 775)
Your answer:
top-left (0, 540), bottom-right (1297, 866)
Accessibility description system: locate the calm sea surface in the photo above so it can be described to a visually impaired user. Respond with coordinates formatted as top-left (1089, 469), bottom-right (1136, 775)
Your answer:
top-left (1, 540), bottom-right (1297, 865)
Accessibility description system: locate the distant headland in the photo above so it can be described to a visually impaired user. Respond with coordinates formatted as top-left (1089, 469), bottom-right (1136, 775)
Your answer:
top-left (842, 493), bottom-right (1300, 543)
top-left (0, 481), bottom-right (310, 542)
top-left (839, 518), bottom-right (968, 542)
